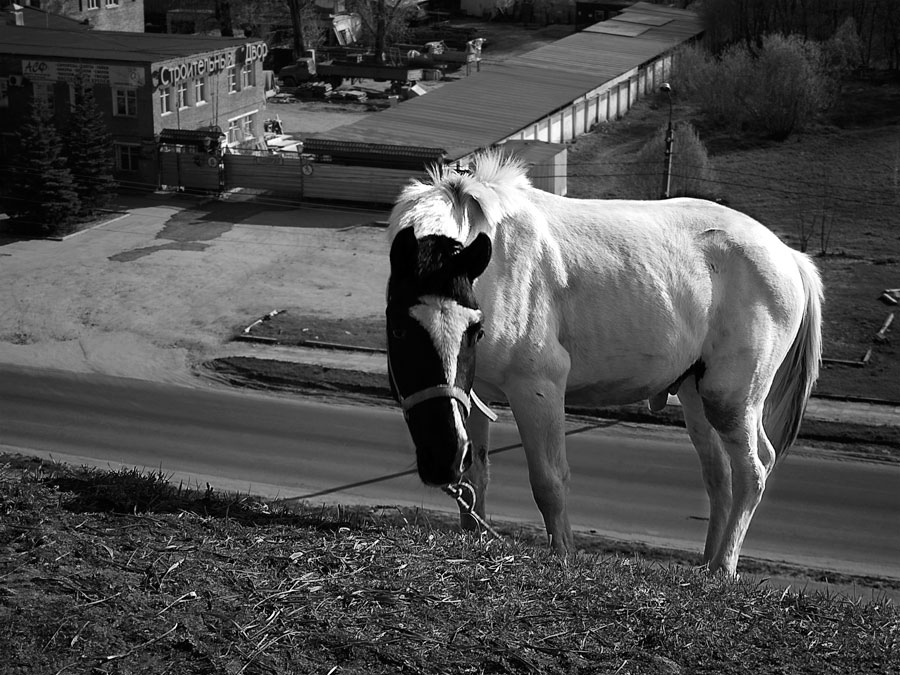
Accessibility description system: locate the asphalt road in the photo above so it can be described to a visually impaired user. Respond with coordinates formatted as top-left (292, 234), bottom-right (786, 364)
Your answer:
top-left (1, 364), bottom-right (897, 582)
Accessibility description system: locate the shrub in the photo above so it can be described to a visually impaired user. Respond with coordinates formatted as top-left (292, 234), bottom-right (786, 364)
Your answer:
top-left (629, 121), bottom-right (714, 200)
top-left (750, 34), bottom-right (830, 138)
top-left (670, 43), bottom-right (714, 99)
top-left (677, 34), bottom-right (834, 139)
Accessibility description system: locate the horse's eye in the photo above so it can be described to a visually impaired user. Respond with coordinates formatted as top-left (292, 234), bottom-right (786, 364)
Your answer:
top-left (467, 324), bottom-right (485, 345)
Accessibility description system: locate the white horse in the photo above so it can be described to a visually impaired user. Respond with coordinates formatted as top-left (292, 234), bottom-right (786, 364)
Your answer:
top-left (385, 151), bottom-right (823, 575)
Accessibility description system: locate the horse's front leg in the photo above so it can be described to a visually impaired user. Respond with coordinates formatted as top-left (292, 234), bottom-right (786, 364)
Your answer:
top-left (507, 375), bottom-right (572, 555)
top-left (458, 403), bottom-right (492, 530)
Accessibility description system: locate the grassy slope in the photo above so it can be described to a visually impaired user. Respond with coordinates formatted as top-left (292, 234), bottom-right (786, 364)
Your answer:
top-left (2, 455), bottom-right (898, 675)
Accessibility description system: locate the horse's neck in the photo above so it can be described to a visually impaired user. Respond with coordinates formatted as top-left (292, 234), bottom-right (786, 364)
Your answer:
top-left (489, 208), bottom-right (568, 289)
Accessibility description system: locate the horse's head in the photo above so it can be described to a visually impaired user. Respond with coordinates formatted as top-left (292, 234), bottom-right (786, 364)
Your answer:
top-left (386, 227), bottom-right (492, 486)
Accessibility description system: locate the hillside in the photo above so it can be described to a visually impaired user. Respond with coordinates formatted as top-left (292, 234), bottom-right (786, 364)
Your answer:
top-left (2, 454), bottom-right (897, 675)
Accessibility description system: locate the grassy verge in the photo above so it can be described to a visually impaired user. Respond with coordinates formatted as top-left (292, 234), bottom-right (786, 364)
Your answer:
top-left (2, 454), bottom-right (897, 675)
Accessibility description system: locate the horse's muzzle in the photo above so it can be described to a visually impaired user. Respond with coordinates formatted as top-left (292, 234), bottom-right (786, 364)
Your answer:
top-left (417, 440), bottom-right (473, 487)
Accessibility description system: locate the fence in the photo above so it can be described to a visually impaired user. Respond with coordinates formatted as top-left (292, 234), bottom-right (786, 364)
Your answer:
top-left (216, 150), bottom-right (426, 205)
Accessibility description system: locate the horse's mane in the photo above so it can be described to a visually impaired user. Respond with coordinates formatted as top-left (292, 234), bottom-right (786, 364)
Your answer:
top-left (388, 149), bottom-right (567, 286)
top-left (388, 149), bottom-right (533, 245)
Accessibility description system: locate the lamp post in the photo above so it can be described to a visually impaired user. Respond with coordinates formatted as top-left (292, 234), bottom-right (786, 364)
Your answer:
top-left (660, 82), bottom-right (674, 199)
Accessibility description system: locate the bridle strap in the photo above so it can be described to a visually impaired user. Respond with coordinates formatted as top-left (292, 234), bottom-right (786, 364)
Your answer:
top-left (401, 384), bottom-right (472, 417)
top-left (389, 356), bottom-right (498, 422)
top-left (470, 390), bottom-right (498, 422)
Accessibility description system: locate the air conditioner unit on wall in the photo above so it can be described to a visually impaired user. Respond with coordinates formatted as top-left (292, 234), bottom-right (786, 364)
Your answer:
top-left (7, 75), bottom-right (26, 87)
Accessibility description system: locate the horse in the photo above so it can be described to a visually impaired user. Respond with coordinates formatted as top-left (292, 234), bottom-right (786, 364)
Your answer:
top-left (385, 150), bottom-right (823, 575)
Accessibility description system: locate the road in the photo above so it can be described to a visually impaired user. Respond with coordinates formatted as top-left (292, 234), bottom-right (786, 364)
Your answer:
top-left (1, 364), bottom-right (897, 582)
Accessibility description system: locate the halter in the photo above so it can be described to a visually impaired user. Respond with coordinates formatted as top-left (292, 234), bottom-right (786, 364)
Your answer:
top-left (389, 358), bottom-right (498, 422)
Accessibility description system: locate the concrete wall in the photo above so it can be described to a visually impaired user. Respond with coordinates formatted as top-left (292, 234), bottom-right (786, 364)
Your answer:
top-left (499, 54), bottom-right (671, 146)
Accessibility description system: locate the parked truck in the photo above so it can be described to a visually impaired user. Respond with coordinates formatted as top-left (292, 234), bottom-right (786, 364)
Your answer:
top-left (277, 49), bottom-right (424, 88)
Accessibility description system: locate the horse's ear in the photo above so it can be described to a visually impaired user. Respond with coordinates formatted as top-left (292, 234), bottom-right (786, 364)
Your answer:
top-left (460, 232), bottom-right (492, 281)
top-left (389, 228), bottom-right (418, 277)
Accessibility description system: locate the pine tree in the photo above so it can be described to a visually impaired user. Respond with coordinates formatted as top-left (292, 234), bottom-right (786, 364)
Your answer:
top-left (13, 98), bottom-right (80, 236)
top-left (65, 79), bottom-right (117, 216)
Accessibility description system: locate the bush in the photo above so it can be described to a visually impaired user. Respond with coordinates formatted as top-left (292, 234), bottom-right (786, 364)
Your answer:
top-left (670, 43), bottom-right (714, 99)
top-left (629, 121), bottom-right (714, 199)
top-left (674, 34), bottom-right (834, 139)
top-left (751, 34), bottom-right (830, 138)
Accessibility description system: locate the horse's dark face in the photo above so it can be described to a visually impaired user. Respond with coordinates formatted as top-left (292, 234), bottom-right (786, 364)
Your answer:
top-left (386, 228), bottom-right (492, 486)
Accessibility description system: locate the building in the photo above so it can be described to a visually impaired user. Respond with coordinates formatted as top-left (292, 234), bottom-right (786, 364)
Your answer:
top-left (303, 2), bottom-right (702, 201)
top-left (3, 0), bottom-right (144, 32)
top-left (0, 24), bottom-right (269, 189)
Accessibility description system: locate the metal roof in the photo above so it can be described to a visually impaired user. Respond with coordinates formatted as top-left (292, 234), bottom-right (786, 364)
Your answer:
top-left (0, 25), bottom-right (258, 64)
top-left (311, 2), bottom-right (702, 160)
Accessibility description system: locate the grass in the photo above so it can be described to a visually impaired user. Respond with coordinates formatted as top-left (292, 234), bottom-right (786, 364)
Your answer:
top-left (2, 454), bottom-right (897, 674)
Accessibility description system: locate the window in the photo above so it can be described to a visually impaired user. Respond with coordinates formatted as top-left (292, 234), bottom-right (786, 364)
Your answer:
top-left (159, 86), bottom-right (172, 115)
top-left (194, 77), bottom-right (207, 105)
top-left (86, 0), bottom-right (99, 9)
top-left (176, 80), bottom-right (188, 109)
top-left (33, 81), bottom-right (54, 111)
top-left (105, 0), bottom-right (118, 6)
top-left (113, 88), bottom-right (137, 116)
top-left (227, 113), bottom-right (255, 145)
top-left (241, 115), bottom-right (254, 140)
top-left (115, 143), bottom-right (140, 172)
top-left (240, 63), bottom-right (255, 89)
top-left (227, 66), bottom-right (237, 94)
top-left (0, 78), bottom-right (8, 109)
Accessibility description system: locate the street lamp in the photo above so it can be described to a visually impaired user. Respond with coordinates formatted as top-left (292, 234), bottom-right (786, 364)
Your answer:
top-left (660, 82), bottom-right (674, 199)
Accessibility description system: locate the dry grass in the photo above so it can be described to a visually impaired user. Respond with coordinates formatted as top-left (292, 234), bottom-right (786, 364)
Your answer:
top-left (2, 454), bottom-right (897, 675)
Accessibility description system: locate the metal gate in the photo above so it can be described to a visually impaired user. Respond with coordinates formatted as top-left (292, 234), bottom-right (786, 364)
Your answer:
top-left (159, 149), bottom-right (221, 193)
top-left (158, 128), bottom-right (224, 193)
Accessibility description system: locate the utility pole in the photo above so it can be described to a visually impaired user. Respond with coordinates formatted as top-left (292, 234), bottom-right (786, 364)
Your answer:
top-left (660, 82), bottom-right (674, 199)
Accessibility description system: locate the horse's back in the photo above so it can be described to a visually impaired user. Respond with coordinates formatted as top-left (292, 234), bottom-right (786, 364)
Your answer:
top-left (478, 191), bottom-right (811, 406)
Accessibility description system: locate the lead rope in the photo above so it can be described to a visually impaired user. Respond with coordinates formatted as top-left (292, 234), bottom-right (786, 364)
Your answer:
top-left (442, 482), bottom-right (503, 541)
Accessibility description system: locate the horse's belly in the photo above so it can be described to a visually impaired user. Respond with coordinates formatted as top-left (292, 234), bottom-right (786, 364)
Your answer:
top-left (563, 349), bottom-right (695, 407)
top-left (565, 381), bottom-right (657, 407)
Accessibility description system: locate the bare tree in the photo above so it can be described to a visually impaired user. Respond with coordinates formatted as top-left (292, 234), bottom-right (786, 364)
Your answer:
top-left (349, 0), bottom-right (416, 63)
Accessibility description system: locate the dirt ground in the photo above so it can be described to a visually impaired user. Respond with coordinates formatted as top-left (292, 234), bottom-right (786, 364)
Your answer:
top-left (0, 195), bottom-right (391, 384)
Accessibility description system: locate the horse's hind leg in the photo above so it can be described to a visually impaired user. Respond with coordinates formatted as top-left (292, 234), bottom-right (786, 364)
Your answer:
top-left (700, 393), bottom-right (773, 575)
top-left (460, 404), bottom-right (491, 530)
top-left (713, 406), bottom-right (778, 573)
top-left (677, 377), bottom-right (732, 566)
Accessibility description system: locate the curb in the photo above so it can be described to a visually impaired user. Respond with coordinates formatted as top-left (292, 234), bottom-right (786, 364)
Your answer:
top-left (246, 338), bottom-right (900, 409)
top-left (205, 351), bottom-right (900, 461)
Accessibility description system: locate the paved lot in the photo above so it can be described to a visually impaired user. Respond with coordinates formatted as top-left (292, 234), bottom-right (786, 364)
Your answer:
top-left (0, 193), bottom-right (390, 385)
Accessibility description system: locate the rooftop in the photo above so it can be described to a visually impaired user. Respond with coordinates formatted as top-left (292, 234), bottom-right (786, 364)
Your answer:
top-left (0, 24), bottom-right (259, 63)
top-left (310, 2), bottom-right (703, 160)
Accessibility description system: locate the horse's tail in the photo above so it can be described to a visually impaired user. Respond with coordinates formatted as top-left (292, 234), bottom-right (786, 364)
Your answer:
top-left (763, 250), bottom-right (824, 461)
